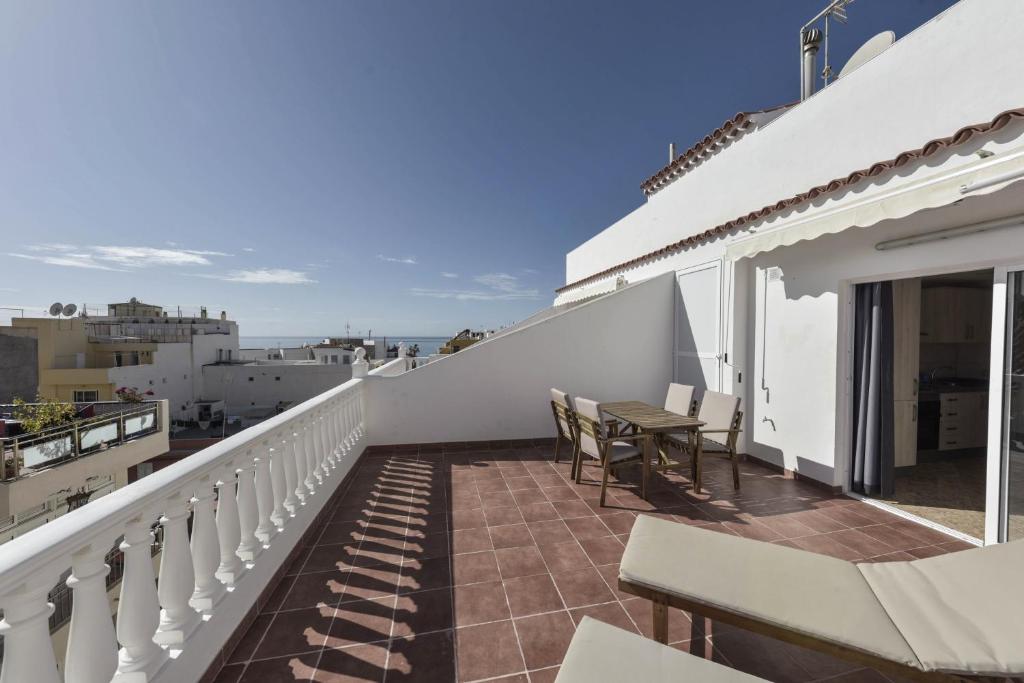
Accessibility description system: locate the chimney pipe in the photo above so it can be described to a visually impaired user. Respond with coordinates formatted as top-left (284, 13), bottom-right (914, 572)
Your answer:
top-left (669, 142), bottom-right (677, 164)
top-left (801, 29), bottom-right (823, 101)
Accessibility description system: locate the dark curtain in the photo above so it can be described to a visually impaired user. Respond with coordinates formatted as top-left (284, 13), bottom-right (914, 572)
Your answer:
top-left (851, 282), bottom-right (895, 496)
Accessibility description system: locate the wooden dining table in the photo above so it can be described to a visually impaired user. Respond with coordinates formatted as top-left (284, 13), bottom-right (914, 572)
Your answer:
top-left (601, 401), bottom-right (704, 501)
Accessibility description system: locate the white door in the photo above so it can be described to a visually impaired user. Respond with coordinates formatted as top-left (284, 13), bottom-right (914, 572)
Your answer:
top-left (674, 261), bottom-right (722, 391)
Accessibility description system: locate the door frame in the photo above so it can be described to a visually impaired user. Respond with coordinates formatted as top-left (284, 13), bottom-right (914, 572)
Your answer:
top-left (673, 259), bottom-right (724, 391)
top-left (837, 262), bottom-right (1013, 544)
top-left (985, 265), bottom-right (1024, 544)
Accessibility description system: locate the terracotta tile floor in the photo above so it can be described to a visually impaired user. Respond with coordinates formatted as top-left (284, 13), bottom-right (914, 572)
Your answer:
top-left (215, 444), bottom-right (974, 683)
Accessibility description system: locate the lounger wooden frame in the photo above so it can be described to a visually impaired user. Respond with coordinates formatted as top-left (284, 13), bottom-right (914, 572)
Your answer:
top-left (617, 578), bottom-right (983, 682)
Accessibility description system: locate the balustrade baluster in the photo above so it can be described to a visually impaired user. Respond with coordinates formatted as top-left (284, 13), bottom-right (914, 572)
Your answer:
top-left (155, 494), bottom-right (201, 645)
top-left (190, 477), bottom-right (226, 611)
top-left (331, 404), bottom-right (345, 460)
top-left (0, 574), bottom-right (61, 683)
top-left (281, 431), bottom-right (300, 512)
top-left (254, 444), bottom-right (277, 542)
top-left (115, 517), bottom-right (168, 680)
top-left (236, 456), bottom-right (261, 561)
top-left (292, 424), bottom-right (310, 503)
top-left (215, 465), bottom-right (245, 584)
top-left (65, 543), bottom-right (119, 683)
top-left (303, 422), bottom-right (320, 490)
top-left (318, 413), bottom-right (333, 474)
top-left (268, 434), bottom-right (290, 528)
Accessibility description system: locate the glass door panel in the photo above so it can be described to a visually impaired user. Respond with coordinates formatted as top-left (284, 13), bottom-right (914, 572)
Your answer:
top-left (999, 271), bottom-right (1024, 540)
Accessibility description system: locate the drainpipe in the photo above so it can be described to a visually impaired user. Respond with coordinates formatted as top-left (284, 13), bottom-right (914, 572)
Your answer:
top-left (800, 28), bottom-right (823, 101)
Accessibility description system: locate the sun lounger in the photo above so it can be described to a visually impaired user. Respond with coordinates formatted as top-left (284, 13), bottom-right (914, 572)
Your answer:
top-left (619, 515), bottom-right (1024, 681)
top-left (555, 616), bottom-right (767, 683)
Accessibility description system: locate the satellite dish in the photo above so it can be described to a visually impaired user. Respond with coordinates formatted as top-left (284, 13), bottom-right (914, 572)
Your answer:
top-left (49, 302), bottom-right (64, 316)
top-left (62, 303), bottom-right (77, 317)
top-left (838, 31), bottom-right (895, 80)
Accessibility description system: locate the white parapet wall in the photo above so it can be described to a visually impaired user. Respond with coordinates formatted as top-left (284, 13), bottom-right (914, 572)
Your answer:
top-left (363, 273), bottom-right (675, 445)
top-left (0, 377), bottom-right (367, 683)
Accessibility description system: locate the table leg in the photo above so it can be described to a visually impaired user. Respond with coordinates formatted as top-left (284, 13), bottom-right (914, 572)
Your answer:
top-left (641, 432), bottom-right (650, 501)
top-left (694, 431), bottom-right (704, 494)
top-left (652, 594), bottom-right (669, 645)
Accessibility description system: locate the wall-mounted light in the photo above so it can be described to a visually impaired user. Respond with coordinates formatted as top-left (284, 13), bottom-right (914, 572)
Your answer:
top-left (875, 213), bottom-right (1024, 251)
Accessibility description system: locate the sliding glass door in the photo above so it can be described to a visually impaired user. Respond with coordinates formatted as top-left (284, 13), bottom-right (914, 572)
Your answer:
top-left (989, 269), bottom-right (1024, 542)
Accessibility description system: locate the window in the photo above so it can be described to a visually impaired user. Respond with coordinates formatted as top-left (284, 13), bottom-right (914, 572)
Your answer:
top-left (275, 376), bottom-right (281, 381)
top-left (73, 390), bottom-right (99, 402)
top-left (248, 377), bottom-right (254, 382)
top-left (331, 355), bottom-right (339, 364)
top-left (343, 356), bottom-right (351, 365)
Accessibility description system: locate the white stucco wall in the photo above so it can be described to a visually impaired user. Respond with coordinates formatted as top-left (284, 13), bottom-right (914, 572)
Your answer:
top-left (202, 363), bottom-right (353, 414)
top-left (108, 343), bottom-right (194, 421)
top-left (363, 274), bottom-right (675, 445)
top-left (563, 0), bottom-right (1024, 288)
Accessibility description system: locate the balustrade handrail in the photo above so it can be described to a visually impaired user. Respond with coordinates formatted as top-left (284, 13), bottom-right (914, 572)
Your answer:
top-left (0, 376), bottom-right (361, 599)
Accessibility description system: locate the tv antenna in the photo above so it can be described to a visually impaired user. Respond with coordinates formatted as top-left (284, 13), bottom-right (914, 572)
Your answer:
top-left (800, 0), bottom-right (854, 98)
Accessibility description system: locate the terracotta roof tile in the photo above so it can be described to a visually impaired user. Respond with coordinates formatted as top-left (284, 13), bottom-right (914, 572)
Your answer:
top-left (557, 107), bottom-right (1024, 295)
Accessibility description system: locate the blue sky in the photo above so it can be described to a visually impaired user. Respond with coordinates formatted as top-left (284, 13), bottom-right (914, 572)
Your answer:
top-left (0, 0), bottom-right (955, 336)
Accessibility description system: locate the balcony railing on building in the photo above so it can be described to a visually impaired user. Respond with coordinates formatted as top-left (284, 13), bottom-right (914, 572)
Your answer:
top-left (0, 401), bottom-right (161, 481)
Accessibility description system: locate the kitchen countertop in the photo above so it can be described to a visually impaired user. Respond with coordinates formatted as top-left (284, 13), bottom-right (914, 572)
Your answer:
top-left (918, 381), bottom-right (988, 401)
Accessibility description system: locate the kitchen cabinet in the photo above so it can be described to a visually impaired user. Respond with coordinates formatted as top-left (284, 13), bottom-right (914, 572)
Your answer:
top-left (938, 391), bottom-right (988, 450)
top-left (921, 287), bottom-right (991, 343)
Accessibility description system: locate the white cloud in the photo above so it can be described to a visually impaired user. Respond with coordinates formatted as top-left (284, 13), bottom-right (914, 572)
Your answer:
top-left (377, 254), bottom-right (417, 265)
top-left (13, 243), bottom-right (230, 270)
top-left (440, 272), bottom-right (459, 279)
top-left (242, 247), bottom-right (256, 253)
top-left (8, 252), bottom-right (123, 271)
top-left (204, 268), bottom-right (317, 285)
top-left (410, 272), bottom-right (540, 301)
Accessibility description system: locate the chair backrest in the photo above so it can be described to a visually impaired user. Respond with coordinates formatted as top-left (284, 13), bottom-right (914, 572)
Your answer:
top-left (697, 391), bottom-right (741, 431)
top-left (550, 388), bottom-right (575, 441)
top-left (665, 383), bottom-right (695, 418)
top-left (573, 397), bottom-right (605, 460)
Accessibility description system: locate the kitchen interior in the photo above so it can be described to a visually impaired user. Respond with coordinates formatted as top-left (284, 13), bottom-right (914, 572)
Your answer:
top-left (886, 269), bottom-right (992, 540)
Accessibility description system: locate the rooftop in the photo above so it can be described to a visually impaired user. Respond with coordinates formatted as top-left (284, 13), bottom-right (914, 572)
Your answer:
top-left (213, 443), bottom-right (968, 683)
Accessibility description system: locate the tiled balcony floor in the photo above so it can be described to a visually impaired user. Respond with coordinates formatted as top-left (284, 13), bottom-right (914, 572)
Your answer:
top-left (215, 444), bottom-right (974, 683)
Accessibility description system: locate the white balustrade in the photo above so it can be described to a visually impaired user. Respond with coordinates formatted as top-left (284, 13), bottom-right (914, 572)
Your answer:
top-left (190, 478), bottom-right (226, 612)
top-left (251, 446), bottom-right (276, 540)
top-left (65, 543), bottom-right (119, 683)
top-left (116, 517), bottom-right (168, 680)
top-left (215, 464), bottom-right (244, 584)
top-left (155, 493), bottom-right (201, 646)
top-left (0, 378), bottom-right (366, 683)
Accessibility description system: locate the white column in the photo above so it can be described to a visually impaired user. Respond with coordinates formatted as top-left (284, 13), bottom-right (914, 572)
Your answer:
top-left (343, 397), bottom-right (355, 448)
top-left (331, 403), bottom-right (346, 458)
top-left (292, 426), bottom-right (310, 504)
top-left (236, 457), bottom-right (261, 561)
top-left (0, 575), bottom-right (61, 683)
top-left (254, 444), bottom-right (277, 543)
top-left (65, 543), bottom-right (119, 683)
top-left (303, 422), bottom-right (320, 490)
top-left (268, 435), bottom-right (290, 528)
top-left (155, 494), bottom-right (201, 645)
top-left (215, 466), bottom-right (245, 585)
top-left (115, 517), bottom-right (168, 681)
top-left (322, 411), bottom-right (337, 468)
top-left (318, 413), bottom-right (333, 474)
top-left (281, 432), bottom-right (300, 513)
top-left (190, 477), bottom-right (226, 612)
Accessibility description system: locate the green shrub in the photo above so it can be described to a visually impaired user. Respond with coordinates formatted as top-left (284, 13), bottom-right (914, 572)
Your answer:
top-left (12, 395), bottom-right (77, 433)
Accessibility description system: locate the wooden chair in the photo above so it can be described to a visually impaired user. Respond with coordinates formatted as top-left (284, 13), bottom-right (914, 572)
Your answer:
top-left (572, 398), bottom-right (650, 506)
top-left (655, 383), bottom-right (698, 471)
top-left (660, 390), bottom-right (742, 492)
top-left (550, 388), bottom-right (578, 473)
top-left (693, 391), bottom-right (742, 492)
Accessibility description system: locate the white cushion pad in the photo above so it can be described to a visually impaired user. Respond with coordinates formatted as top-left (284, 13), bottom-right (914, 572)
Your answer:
top-left (555, 617), bottom-right (766, 683)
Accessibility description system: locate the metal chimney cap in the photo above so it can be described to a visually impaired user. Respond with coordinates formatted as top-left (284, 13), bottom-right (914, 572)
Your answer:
top-left (802, 28), bottom-right (823, 48)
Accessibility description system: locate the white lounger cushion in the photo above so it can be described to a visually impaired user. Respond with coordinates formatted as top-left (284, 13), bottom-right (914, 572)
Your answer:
top-left (555, 616), bottom-right (766, 683)
top-left (620, 515), bottom-right (921, 668)
top-left (859, 539), bottom-right (1024, 675)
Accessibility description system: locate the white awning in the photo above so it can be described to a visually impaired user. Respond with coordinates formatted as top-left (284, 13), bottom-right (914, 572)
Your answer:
top-left (724, 146), bottom-right (1024, 261)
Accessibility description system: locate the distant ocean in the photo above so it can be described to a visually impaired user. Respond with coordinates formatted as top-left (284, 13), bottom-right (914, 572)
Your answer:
top-left (240, 336), bottom-right (449, 356)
